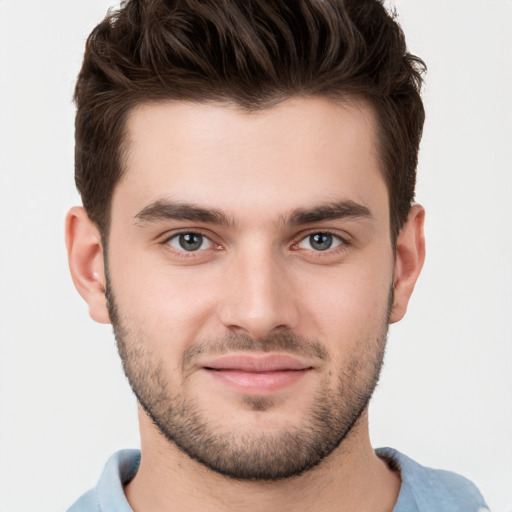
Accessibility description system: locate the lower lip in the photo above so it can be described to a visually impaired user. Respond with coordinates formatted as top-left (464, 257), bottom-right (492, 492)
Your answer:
top-left (203, 368), bottom-right (311, 394)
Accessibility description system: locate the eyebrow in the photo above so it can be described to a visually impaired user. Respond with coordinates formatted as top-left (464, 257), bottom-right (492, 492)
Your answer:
top-left (286, 200), bottom-right (372, 225)
top-left (135, 200), bottom-right (233, 226)
top-left (134, 199), bottom-right (372, 228)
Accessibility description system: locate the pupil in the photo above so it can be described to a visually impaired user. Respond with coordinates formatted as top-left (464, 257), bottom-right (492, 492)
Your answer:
top-left (311, 233), bottom-right (332, 251)
top-left (179, 233), bottom-right (202, 251)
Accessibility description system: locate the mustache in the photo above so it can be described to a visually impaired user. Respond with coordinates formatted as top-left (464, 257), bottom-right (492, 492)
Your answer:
top-left (181, 331), bottom-right (329, 370)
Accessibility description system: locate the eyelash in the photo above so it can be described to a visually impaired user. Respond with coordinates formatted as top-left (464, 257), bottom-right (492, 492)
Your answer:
top-left (160, 229), bottom-right (350, 259)
top-left (290, 230), bottom-right (350, 257)
top-left (161, 230), bottom-right (222, 258)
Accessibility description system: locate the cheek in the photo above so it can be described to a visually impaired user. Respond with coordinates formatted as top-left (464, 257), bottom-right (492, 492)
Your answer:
top-left (108, 249), bottom-right (221, 350)
top-left (294, 257), bottom-right (393, 346)
top-left (107, 233), bottom-right (394, 356)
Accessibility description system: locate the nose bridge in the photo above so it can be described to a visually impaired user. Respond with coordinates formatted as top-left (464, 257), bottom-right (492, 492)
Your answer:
top-left (219, 240), bottom-right (299, 338)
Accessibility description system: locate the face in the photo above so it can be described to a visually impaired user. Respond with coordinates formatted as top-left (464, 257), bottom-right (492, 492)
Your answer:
top-left (92, 98), bottom-right (402, 479)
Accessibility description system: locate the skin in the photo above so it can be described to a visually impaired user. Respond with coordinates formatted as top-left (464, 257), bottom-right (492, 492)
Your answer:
top-left (66, 97), bottom-right (425, 512)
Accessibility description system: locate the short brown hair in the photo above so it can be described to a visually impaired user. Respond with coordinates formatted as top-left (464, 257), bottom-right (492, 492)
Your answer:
top-left (74, 0), bottom-right (425, 240)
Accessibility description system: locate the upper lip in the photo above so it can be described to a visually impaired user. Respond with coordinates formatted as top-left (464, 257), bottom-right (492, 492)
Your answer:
top-left (200, 353), bottom-right (313, 372)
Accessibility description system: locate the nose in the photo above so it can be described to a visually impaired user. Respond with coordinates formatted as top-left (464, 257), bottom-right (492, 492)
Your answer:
top-left (217, 245), bottom-right (300, 339)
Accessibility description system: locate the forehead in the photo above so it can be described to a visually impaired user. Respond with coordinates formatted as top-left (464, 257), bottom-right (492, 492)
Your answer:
top-left (115, 97), bottom-right (388, 224)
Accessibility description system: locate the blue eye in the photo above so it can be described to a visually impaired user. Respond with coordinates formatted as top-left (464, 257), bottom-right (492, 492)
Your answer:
top-left (297, 232), bottom-right (343, 251)
top-left (167, 233), bottom-right (212, 252)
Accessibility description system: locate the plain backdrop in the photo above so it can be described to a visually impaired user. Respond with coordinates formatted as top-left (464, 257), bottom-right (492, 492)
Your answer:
top-left (0, 1), bottom-right (511, 511)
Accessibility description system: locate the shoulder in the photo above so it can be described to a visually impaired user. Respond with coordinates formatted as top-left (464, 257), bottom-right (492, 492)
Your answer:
top-left (376, 447), bottom-right (489, 512)
top-left (67, 488), bottom-right (100, 512)
top-left (66, 449), bottom-right (141, 512)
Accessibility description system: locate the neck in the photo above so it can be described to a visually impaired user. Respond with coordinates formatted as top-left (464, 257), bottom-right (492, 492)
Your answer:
top-left (125, 407), bottom-right (400, 512)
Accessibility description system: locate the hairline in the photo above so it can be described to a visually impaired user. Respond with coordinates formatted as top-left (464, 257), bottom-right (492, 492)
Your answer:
top-left (99, 92), bottom-right (407, 245)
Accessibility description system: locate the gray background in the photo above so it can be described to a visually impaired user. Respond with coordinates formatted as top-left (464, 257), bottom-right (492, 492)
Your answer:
top-left (0, 1), bottom-right (511, 510)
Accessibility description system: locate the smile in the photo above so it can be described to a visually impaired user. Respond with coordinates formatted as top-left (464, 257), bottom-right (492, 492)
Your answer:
top-left (200, 353), bottom-right (314, 394)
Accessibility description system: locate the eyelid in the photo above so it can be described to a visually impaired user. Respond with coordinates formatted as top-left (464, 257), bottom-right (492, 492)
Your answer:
top-left (167, 232), bottom-right (212, 251)
top-left (161, 227), bottom-right (214, 243)
top-left (292, 229), bottom-right (350, 247)
top-left (160, 229), bottom-right (223, 253)
top-left (158, 227), bottom-right (351, 257)
top-left (296, 232), bottom-right (344, 250)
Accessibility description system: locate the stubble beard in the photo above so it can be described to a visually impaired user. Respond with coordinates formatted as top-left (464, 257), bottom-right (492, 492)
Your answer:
top-left (106, 280), bottom-right (390, 481)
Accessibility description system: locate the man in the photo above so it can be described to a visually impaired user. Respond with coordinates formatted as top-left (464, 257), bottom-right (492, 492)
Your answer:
top-left (65, 0), bottom-right (488, 510)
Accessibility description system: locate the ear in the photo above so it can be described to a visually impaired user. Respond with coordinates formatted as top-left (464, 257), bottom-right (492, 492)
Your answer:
top-left (389, 204), bottom-right (426, 324)
top-left (65, 206), bottom-right (111, 324)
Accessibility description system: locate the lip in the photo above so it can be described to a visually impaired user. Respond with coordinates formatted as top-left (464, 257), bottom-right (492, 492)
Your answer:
top-left (201, 353), bottom-right (312, 372)
top-left (199, 353), bottom-right (313, 394)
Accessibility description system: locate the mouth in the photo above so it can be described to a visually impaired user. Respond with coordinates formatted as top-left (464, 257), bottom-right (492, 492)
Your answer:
top-left (199, 353), bottom-right (314, 394)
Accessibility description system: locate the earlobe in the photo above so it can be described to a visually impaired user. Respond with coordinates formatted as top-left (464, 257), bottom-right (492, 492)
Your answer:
top-left (65, 206), bottom-right (111, 324)
top-left (389, 204), bottom-right (426, 324)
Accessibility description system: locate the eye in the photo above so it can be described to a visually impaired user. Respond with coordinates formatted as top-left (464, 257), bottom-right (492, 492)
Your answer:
top-left (297, 232), bottom-right (344, 251)
top-left (167, 232), bottom-right (213, 252)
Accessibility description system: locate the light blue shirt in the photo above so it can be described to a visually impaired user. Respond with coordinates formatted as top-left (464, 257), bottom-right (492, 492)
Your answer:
top-left (68, 448), bottom-right (489, 511)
